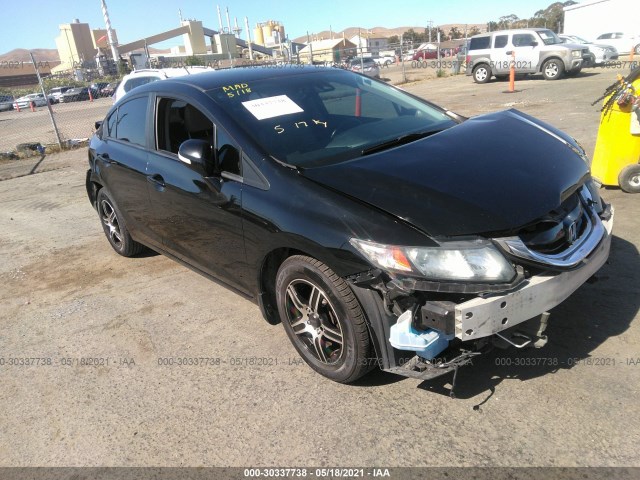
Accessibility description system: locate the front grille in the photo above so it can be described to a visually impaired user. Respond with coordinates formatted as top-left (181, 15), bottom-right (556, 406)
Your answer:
top-left (493, 186), bottom-right (605, 270)
top-left (518, 193), bottom-right (587, 255)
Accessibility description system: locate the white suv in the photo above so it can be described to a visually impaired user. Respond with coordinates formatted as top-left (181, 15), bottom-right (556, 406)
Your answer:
top-left (112, 67), bottom-right (212, 103)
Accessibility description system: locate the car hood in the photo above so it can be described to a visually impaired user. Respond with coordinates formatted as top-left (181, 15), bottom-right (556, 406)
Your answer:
top-left (592, 43), bottom-right (617, 50)
top-left (302, 109), bottom-right (590, 237)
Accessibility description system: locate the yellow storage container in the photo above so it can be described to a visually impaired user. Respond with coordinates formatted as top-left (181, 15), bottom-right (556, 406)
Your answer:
top-left (591, 68), bottom-right (640, 193)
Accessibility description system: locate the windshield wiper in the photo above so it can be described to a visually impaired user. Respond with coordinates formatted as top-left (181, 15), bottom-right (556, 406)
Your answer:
top-left (361, 129), bottom-right (443, 156)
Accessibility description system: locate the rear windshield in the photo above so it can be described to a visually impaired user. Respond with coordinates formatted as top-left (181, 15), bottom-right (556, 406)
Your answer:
top-left (124, 76), bottom-right (160, 92)
top-left (208, 69), bottom-right (456, 168)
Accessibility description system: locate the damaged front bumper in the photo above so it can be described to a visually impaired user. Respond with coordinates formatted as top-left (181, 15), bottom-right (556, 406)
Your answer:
top-left (348, 198), bottom-right (614, 388)
top-left (456, 226), bottom-right (611, 341)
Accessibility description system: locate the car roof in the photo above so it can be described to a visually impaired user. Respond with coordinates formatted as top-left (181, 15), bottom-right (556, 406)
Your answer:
top-left (123, 67), bottom-right (212, 79)
top-left (472, 27), bottom-right (553, 38)
top-left (135, 66), bottom-right (336, 93)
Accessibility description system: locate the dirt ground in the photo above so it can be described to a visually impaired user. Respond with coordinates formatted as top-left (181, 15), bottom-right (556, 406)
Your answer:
top-left (0, 64), bottom-right (639, 469)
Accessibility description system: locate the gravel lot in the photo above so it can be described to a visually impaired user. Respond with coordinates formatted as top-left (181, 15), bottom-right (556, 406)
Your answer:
top-left (0, 65), bottom-right (639, 470)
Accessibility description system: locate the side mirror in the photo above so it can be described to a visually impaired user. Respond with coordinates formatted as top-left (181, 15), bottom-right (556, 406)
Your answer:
top-left (178, 139), bottom-right (213, 176)
top-left (94, 120), bottom-right (103, 131)
top-left (530, 41), bottom-right (538, 47)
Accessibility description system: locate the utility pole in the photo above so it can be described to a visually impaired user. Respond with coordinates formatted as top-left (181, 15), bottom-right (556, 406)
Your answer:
top-left (244, 17), bottom-right (253, 60)
top-left (225, 7), bottom-right (232, 34)
top-left (30, 51), bottom-right (62, 149)
top-left (217, 5), bottom-right (223, 32)
top-left (100, 0), bottom-right (119, 65)
top-left (427, 20), bottom-right (434, 43)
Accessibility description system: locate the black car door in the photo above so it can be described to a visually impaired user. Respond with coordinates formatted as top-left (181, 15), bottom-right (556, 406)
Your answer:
top-left (145, 96), bottom-right (248, 291)
top-left (95, 95), bottom-right (159, 246)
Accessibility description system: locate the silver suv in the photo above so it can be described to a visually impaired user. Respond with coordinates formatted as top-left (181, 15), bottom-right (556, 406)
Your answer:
top-left (466, 28), bottom-right (588, 83)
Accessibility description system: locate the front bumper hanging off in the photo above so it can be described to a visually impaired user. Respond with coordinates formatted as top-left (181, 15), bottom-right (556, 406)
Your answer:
top-left (457, 221), bottom-right (611, 341)
top-left (349, 203), bottom-right (614, 391)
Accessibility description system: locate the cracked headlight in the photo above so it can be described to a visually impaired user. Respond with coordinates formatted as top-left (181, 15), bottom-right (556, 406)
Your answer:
top-left (350, 238), bottom-right (516, 283)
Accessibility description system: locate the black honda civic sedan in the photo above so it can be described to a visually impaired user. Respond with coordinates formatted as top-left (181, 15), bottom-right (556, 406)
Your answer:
top-left (87, 66), bottom-right (613, 385)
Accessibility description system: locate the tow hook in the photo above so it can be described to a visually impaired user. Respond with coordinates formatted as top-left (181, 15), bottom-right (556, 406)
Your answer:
top-left (493, 312), bottom-right (550, 349)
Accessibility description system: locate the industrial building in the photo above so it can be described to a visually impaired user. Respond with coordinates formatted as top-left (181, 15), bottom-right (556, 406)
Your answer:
top-left (53, 19), bottom-right (119, 73)
top-left (253, 21), bottom-right (286, 47)
top-left (298, 38), bottom-right (357, 63)
top-left (349, 34), bottom-right (389, 55)
top-left (563, 0), bottom-right (635, 41)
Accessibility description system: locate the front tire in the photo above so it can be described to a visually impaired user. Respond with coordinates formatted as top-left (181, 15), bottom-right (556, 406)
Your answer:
top-left (472, 64), bottom-right (491, 83)
top-left (97, 189), bottom-right (145, 256)
top-left (542, 58), bottom-right (564, 80)
top-left (619, 164), bottom-right (640, 193)
top-left (275, 255), bottom-right (373, 383)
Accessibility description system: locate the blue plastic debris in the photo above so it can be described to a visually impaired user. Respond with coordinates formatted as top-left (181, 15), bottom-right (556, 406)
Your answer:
top-left (389, 310), bottom-right (452, 360)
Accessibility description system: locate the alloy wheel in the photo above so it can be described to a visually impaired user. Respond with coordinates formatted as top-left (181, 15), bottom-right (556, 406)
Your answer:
top-left (100, 199), bottom-right (123, 249)
top-left (544, 62), bottom-right (559, 78)
top-left (284, 279), bottom-right (344, 364)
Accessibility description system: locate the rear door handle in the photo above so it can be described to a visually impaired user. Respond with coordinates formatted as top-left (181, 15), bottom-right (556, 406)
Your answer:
top-left (147, 174), bottom-right (165, 188)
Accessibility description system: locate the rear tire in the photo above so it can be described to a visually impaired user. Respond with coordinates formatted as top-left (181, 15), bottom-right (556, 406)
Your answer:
top-left (97, 189), bottom-right (145, 256)
top-left (618, 164), bottom-right (640, 193)
top-left (542, 58), bottom-right (564, 80)
top-left (472, 64), bottom-right (491, 83)
top-left (275, 255), bottom-right (373, 383)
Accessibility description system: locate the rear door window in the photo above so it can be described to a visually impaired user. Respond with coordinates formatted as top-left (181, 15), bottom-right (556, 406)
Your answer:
top-left (113, 96), bottom-right (149, 147)
top-left (494, 35), bottom-right (508, 48)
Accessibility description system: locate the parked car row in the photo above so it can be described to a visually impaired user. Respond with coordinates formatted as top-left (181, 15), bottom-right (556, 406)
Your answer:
top-left (0, 81), bottom-right (123, 112)
top-left (13, 93), bottom-right (49, 109)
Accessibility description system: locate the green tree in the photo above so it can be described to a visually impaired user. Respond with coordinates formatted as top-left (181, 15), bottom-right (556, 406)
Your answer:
top-left (449, 26), bottom-right (463, 40)
top-left (487, 21), bottom-right (499, 32)
top-left (184, 55), bottom-right (204, 66)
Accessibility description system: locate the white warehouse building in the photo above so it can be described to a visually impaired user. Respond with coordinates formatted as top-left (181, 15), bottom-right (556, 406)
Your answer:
top-left (563, 0), bottom-right (636, 41)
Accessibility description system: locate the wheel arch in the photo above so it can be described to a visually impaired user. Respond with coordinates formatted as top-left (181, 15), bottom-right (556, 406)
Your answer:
top-left (256, 246), bottom-right (385, 363)
top-left (86, 169), bottom-right (104, 210)
top-left (538, 55), bottom-right (564, 73)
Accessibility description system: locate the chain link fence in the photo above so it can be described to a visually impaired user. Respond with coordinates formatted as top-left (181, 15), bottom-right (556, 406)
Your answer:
top-left (0, 54), bottom-right (119, 158)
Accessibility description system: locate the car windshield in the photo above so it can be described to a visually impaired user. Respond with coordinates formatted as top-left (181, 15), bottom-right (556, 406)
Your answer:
top-left (538, 29), bottom-right (563, 45)
top-left (207, 69), bottom-right (456, 168)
